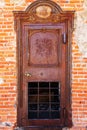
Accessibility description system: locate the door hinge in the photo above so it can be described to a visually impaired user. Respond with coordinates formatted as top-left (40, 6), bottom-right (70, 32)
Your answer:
top-left (63, 107), bottom-right (66, 118)
top-left (62, 33), bottom-right (67, 44)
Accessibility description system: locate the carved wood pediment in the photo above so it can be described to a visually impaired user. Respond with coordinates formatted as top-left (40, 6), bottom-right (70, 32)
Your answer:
top-left (14, 0), bottom-right (74, 26)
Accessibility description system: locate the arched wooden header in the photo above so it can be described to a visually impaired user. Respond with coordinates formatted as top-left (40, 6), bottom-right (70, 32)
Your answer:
top-left (14, 0), bottom-right (74, 28)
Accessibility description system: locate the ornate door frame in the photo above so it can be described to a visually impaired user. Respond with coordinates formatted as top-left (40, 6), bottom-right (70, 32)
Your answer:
top-left (14, 0), bottom-right (74, 128)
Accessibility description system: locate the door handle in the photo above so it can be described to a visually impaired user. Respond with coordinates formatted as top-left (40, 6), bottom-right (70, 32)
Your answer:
top-left (25, 73), bottom-right (32, 77)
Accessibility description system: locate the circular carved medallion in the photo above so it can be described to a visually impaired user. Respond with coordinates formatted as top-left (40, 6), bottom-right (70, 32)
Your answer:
top-left (36, 6), bottom-right (52, 18)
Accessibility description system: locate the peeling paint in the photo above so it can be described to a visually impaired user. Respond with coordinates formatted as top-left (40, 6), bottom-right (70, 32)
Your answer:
top-left (83, 0), bottom-right (87, 9)
top-left (10, 0), bottom-right (25, 6)
top-left (5, 57), bottom-right (15, 62)
top-left (0, 122), bottom-right (12, 127)
top-left (0, 78), bottom-right (4, 84)
top-left (0, 0), bottom-right (5, 8)
top-left (74, 0), bottom-right (87, 58)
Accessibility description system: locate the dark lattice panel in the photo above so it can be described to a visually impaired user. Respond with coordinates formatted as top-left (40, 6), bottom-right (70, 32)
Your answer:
top-left (28, 82), bottom-right (60, 119)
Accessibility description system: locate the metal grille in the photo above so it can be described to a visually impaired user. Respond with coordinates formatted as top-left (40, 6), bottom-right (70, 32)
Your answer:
top-left (28, 82), bottom-right (60, 119)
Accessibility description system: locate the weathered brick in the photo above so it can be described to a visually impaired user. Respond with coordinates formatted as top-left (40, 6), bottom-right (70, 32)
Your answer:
top-left (0, 0), bottom-right (87, 130)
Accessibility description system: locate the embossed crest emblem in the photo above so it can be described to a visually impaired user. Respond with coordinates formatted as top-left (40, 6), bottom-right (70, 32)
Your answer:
top-left (36, 6), bottom-right (52, 18)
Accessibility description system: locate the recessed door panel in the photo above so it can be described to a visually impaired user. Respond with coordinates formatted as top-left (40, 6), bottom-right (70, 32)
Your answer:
top-left (24, 28), bottom-right (62, 82)
top-left (29, 31), bottom-right (59, 66)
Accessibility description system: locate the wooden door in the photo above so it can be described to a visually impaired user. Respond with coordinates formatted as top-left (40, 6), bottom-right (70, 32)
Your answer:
top-left (19, 24), bottom-right (66, 129)
top-left (14, 0), bottom-right (74, 129)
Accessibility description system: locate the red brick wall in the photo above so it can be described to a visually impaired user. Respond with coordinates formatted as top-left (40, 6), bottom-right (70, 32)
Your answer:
top-left (0, 0), bottom-right (87, 130)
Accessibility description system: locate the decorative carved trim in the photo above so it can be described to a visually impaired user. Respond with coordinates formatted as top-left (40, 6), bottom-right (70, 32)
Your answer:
top-left (28, 29), bottom-right (59, 67)
top-left (14, 0), bottom-right (74, 25)
top-left (25, 0), bottom-right (63, 14)
top-left (36, 5), bottom-right (52, 18)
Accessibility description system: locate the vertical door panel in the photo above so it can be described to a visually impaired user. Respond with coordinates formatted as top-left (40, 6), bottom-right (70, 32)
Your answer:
top-left (21, 24), bottom-right (66, 128)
